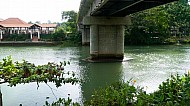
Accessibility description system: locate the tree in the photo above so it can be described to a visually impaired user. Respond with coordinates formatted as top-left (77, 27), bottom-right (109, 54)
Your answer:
top-left (35, 21), bottom-right (41, 24)
top-left (50, 10), bottom-right (81, 43)
top-left (125, 0), bottom-right (190, 45)
top-left (28, 21), bottom-right (33, 24)
top-left (52, 26), bottom-right (66, 41)
top-left (61, 10), bottom-right (78, 34)
top-left (48, 20), bottom-right (51, 24)
top-left (62, 10), bottom-right (77, 22)
top-left (166, 0), bottom-right (190, 36)
top-left (126, 6), bottom-right (170, 45)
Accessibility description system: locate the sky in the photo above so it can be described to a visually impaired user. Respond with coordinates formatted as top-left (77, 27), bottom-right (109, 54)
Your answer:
top-left (0, 0), bottom-right (81, 23)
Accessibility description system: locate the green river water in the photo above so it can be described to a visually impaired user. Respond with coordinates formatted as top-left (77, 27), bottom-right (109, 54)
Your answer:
top-left (0, 45), bottom-right (189, 106)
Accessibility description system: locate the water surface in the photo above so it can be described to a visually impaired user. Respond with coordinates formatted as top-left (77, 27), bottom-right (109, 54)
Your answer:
top-left (0, 45), bottom-right (189, 105)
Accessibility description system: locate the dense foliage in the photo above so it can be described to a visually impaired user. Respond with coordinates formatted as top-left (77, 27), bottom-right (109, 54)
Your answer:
top-left (3, 34), bottom-right (30, 41)
top-left (62, 10), bottom-right (77, 34)
top-left (40, 34), bottom-right (52, 41)
top-left (52, 27), bottom-right (66, 41)
top-left (152, 74), bottom-right (190, 105)
top-left (125, 0), bottom-right (190, 45)
top-left (84, 80), bottom-right (140, 106)
top-left (85, 73), bottom-right (190, 106)
top-left (0, 56), bottom-right (79, 87)
top-left (52, 10), bottom-right (82, 45)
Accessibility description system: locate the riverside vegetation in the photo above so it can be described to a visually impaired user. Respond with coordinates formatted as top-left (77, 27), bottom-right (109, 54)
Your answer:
top-left (3, 0), bottom-right (190, 46)
top-left (0, 56), bottom-right (80, 105)
top-left (125, 0), bottom-right (190, 45)
top-left (84, 73), bottom-right (190, 106)
top-left (0, 56), bottom-right (189, 106)
top-left (45, 73), bottom-right (190, 106)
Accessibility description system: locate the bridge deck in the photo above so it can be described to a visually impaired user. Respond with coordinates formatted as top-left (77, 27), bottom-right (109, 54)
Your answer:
top-left (91, 0), bottom-right (178, 16)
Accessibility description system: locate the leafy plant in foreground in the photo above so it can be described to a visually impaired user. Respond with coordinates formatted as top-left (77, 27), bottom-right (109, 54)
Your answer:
top-left (0, 56), bottom-right (81, 105)
top-left (85, 73), bottom-right (190, 106)
top-left (152, 73), bottom-right (190, 106)
top-left (44, 97), bottom-right (80, 106)
top-left (0, 56), bottom-right (79, 87)
top-left (84, 80), bottom-right (141, 106)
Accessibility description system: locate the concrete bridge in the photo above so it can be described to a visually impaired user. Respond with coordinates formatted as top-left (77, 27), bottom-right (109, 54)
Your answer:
top-left (78, 0), bottom-right (177, 61)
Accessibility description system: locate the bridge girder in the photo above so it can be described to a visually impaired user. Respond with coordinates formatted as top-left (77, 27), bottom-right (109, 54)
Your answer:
top-left (91, 0), bottom-right (178, 16)
top-left (78, 0), bottom-right (94, 23)
top-left (78, 0), bottom-right (178, 25)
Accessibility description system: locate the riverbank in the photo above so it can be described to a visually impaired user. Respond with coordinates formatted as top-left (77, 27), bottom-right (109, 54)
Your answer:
top-left (0, 41), bottom-right (59, 46)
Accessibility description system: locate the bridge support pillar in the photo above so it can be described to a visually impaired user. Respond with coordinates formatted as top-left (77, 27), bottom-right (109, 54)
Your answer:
top-left (90, 25), bottom-right (124, 60)
top-left (82, 25), bottom-right (90, 45)
top-left (83, 16), bottom-right (131, 61)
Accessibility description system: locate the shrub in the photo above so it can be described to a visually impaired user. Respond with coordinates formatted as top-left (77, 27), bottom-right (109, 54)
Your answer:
top-left (84, 80), bottom-right (143, 106)
top-left (152, 73), bottom-right (190, 106)
top-left (85, 73), bottom-right (190, 106)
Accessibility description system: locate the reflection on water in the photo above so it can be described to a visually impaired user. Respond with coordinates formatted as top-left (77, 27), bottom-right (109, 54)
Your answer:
top-left (0, 45), bottom-right (190, 105)
top-left (79, 62), bottom-right (123, 101)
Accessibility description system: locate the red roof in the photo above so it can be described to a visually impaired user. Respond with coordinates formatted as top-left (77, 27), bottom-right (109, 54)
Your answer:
top-left (0, 18), bottom-right (30, 28)
top-left (0, 18), bottom-right (28, 24)
top-left (0, 24), bottom-right (31, 28)
top-left (0, 18), bottom-right (57, 28)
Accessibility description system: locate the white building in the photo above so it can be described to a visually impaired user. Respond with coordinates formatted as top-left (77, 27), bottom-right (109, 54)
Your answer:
top-left (0, 18), bottom-right (57, 41)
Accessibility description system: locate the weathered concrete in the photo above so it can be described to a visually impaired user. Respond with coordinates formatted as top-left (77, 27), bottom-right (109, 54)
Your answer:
top-left (83, 16), bottom-right (131, 25)
top-left (83, 16), bottom-right (130, 60)
top-left (82, 25), bottom-right (90, 45)
top-left (90, 25), bottom-right (98, 58)
top-left (90, 25), bottom-right (125, 60)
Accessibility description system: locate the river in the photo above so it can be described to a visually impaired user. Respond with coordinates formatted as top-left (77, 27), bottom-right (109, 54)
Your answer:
top-left (0, 45), bottom-right (189, 106)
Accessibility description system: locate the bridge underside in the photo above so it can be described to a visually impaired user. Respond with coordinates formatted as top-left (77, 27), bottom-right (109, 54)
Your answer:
top-left (79, 0), bottom-right (178, 62)
top-left (91, 0), bottom-right (177, 16)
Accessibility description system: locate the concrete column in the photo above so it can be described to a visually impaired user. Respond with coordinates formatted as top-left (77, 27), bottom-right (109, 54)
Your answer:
top-left (0, 30), bottom-right (3, 40)
top-left (17, 28), bottom-right (20, 34)
top-left (116, 26), bottom-right (124, 56)
top-left (46, 28), bottom-right (48, 34)
top-left (90, 25), bottom-right (124, 60)
top-left (83, 16), bottom-right (131, 61)
top-left (90, 25), bottom-right (99, 58)
top-left (24, 28), bottom-right (27, 34)
top-left (25, 28), bottom-right (27, 34)
top-left (13, 28), bottom-right (15, 34)
top-left (37, 31), bottom-right (40, 39)
top-left (10, 28), bottom-right (12, 34)
top-left (30, 31), bottom-right (33, 39)
top-left (82, 25), bottom-right (90, 45)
